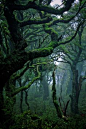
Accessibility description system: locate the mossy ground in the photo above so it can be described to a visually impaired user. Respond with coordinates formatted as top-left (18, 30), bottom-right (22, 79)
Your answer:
top-left (7, 113), bottom-right (86, 129)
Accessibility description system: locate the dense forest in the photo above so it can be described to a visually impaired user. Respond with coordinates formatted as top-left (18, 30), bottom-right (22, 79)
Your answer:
top-left (0, 0), bottom-right (86, 129)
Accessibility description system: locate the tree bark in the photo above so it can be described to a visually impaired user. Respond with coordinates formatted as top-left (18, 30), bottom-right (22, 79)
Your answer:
top-left (70, 69), bottom-right (80, 114)
top-left (52, 69), bottom-right (63, 118)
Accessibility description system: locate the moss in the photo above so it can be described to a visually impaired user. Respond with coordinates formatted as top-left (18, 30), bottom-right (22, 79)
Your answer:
top-left (52, 70), bottom-right (63, 118)
top-left (11, 65), bottom-right (41, 96)
top-left (29, 47), bottom-right (53, 59)
top-left (44, 23), bottom-right (58, 35)
top-left (44, 23), bottom-right (58, 42)
top-left (48, 41), bottom-right (58, 48)
top-left (39, 47), bottom-right (53, 53)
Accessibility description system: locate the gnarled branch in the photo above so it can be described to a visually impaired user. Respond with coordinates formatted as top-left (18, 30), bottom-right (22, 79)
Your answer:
top-left (11, 65), bottom-right (41, 96)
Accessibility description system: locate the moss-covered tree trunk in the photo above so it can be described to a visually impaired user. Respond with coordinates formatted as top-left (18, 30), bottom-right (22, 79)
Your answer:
top-left (0, 30), bottom-right (6, 128)
top-left (70, 68), bottom-right (81, 114)
top-left (70, 25), bottom-right (84, 114)
top-left (0, 81), bottom-right (16, 128)
top-left (0, 89), bottom-right (4, 127)
top-left (52, 69), bottom-right (63, 118)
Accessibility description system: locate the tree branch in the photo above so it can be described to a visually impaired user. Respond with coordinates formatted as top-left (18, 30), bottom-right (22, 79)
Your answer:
top-left (12, 0), bottom-right (75, 15)
top-left (20, 17), bottom-right (52, 27)
top-left (50, 2), bottom-right (86, 26)
top-left (11, 65), bottom-right (40, 96)
top-left (58, 22), bottom-right (84, 45)
top-left (0, 21), bottom-right (83, 87)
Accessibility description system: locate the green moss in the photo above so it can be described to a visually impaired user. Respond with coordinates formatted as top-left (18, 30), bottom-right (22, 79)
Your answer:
top-left (29, 47), bottom-right (53, 59)
top-left (44, 23), bottom-right (58, 36)
top-left (48, 41), bottom-right (58, 48)
top-left (39, 47), bottom-right (53, 53)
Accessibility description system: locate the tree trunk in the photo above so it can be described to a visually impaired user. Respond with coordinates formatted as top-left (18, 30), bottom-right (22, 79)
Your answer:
top-left (25, 90), bottom-right (30, 110)
top-left (70, 69), bottom-right (80, 114)
top-left (41, 72), bottom-right (49, 100)
top-left (0, 90), bottom-right (4, 127)
top-left (52, 69), bottom-right (63, 118)
top-left (71, 88), bottom-right (79, 114)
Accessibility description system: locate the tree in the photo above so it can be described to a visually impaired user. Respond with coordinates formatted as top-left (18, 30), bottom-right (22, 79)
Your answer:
top-left (54, 22), bottom-right (86, 114)
top-left (0, 0), bottom-right (86, 128)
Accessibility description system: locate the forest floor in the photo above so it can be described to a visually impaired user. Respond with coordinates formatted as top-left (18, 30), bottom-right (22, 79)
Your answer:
top-left (13, 113), bottom-right (86, 129)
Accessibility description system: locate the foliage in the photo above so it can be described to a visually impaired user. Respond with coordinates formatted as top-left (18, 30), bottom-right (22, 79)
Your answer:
top-left (0, 0), bottom-right (86, 128)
